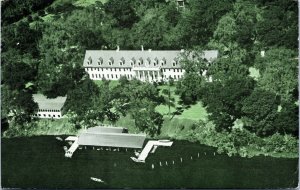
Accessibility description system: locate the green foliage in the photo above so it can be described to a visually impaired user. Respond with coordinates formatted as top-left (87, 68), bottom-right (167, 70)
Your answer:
top-left (242, 89), bottom-right (280, 136)
top-left (104, 0), bottom-right (139, 28)
top-left (263, 133), bottom-right (298, 154)
top-left (174, 0), bottom-right (234, 47)
top-left (131, 99), bottom-right (164, 137)
top-left (256, 0), bottom-right (298, 49)
top-left (1, 0), bottom-right (54, 25)
top-left (254, 48), bottom-right (298, 102)
top-left (2, 21), bottom-right (41, 56)
top-left (200, 76), bottom-right (255, 132)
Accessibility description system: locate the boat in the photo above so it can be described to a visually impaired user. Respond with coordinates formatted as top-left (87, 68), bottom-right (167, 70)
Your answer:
top-left (90, 177), bottom-right (105, 183)
top-left (130, 157), bottom-right (145, 163)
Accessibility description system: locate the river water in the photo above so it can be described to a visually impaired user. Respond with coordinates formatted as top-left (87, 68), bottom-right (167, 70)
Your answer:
top-left (2, 136), bottom-right (298, 188)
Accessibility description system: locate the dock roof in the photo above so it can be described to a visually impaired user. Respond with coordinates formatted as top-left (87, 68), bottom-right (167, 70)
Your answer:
top-left (33, 94), bottom-right (66, 110)
top-left (86, 126), bottom-right (126, 134)
top-left (78, 132), bottom-right (146, 149)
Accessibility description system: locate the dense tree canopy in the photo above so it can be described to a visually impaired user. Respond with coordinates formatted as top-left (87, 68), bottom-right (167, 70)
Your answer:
top-left (1, 0), bottom-right (298, 139)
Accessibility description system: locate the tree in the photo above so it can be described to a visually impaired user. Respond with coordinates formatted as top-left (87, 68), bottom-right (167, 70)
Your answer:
top-left (2, 51), bottom-right (37, 91)
top-left (161, 88), bottom-right (175, 116)
top-left (1, 86), bottom-right (38, 124)
top-left (273, 101), bottom-right (298, 136)
top-left (104, 0), bottom-right (139, 28)
top-left (175, 49), bottom-right (215, 104)
top-left (255, 48), bottom-right (298, 102)
top-left (241, 89), bottom-right (280, 136)
top-left (174, 0), bottom-right (234, 48)
top-left (131, 99), bottom-right (163, 137)
top-left (256, 0), bottom-right (298, 49)
top-left (200, 76), bottom-right (255, 131)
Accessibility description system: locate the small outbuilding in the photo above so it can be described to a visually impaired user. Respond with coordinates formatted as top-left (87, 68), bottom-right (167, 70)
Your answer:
top-left (32, 94), bottom-right (67, 119)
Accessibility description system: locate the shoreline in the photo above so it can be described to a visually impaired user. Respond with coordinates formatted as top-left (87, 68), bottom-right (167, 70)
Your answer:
top-left (2, 133), bottom-right (298, 159)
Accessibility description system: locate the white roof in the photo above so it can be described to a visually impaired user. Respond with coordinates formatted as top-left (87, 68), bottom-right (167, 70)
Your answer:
top-left (33, 94), bottom-right (66, 110)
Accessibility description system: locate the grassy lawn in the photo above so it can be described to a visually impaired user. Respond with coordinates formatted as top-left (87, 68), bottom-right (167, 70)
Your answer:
top-left (93, 80), bottom-right (120, 89)
top-left (73, 0), bottom-right (108, 7)
top-left (249, 67), bottom-right (260, 80)
top-left (156, 85), bottom-right (208, 121)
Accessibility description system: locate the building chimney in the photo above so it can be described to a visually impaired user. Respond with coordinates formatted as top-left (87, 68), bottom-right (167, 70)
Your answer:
top-left (141, 45), bottom-right (144, 51)
top-left (261, 50), bottom-right (265, 57)
top-left (116, 45), bottom-right (120, 52)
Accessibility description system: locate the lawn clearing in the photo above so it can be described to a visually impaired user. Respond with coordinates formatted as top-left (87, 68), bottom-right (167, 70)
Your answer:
top-left (249, 67), bottom-right (260, 80)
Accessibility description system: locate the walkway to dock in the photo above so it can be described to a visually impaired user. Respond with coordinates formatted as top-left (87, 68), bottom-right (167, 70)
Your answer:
top-left (137, 140), bottom-right (173, 162)
top-left (65, 136), bottom-right (79, 158)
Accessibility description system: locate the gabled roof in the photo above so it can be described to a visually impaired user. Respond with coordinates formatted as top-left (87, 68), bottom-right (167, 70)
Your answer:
top-left (86, 126), bottom-right (126, 134)
top-left (33, 94), bottom-right (66, 110)
top-left (83, 50), bottom-right (218, 69)
top-left (78, 132), bottom-right (146, 148)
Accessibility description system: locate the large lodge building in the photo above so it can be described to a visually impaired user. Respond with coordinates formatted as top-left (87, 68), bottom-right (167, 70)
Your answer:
top-left (83, 48), bottom-right (218, 82)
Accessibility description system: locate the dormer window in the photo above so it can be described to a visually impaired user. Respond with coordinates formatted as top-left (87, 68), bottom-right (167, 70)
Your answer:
top-left (147, 57), bottom-right (151, 65)
top-left (137, 58), bottom-right (143, 66)
top-left (98, 57), bottom-right (103, 65)
top-left (119, 57), bottom-right (125, 66)
top-left (87, 56), bottom-right (92, 65)
top-left (130, 57), bottom-right (136, 66)
top-left (160, 57), bottom-right (166, 66)
top-left (172, 58), bottom-right (178, 67)
top-left (108, 57), bottom-right (114, 66)
top-left (151, 57), bottom-right (158, 66)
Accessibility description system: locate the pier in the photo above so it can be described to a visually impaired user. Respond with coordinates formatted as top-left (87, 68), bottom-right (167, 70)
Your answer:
top-left (136, 140), bottom-right (173, 162)
top-left (65, 136), bottom-right (79, 158)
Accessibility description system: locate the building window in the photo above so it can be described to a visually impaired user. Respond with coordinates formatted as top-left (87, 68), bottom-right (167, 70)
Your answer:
top-left (116, 74), bottom-right (118, 78)
top-left (103, 74), bottom-right (105, 78)
top-left (169, 69), bottom-right (171, 71)
top-left (43, 114), bottom-right (46, 117)
top-left (107, 74), bottom-right (109, 78)
top-left (38, 114), bottom-right (41, 116)
top-left (109, 57), bottom-right (114, 65)
top-left (88, 56), bottom-right (92, 65)
top-left (92, 74), bottom-right (94, 78)
top-left (98, 57), bottom-right (103, 65)
top-left (58, 115), bottom-right (61, 118)
top-left (111, 74), bottom-right (113, 78)
top-left (53, 115), bottom-right (56, 117)
top-left (102, 68), bottom-right (103, 71)
top-left (119, 68), bottom-right (121, 71)
top-left (48, 114), bottom-right (51, 117)
top-left (115, 68), bottom-right (117, 71)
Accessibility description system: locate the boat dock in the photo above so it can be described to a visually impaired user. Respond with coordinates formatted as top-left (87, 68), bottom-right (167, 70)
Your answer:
top-left (137, 140), bottom-right (173, 162)
top-left (65, 136), bottom-right (79, 158)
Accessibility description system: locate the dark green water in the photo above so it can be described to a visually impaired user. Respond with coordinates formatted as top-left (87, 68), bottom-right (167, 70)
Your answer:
top-left (2, 136), bottom-right (298, 188)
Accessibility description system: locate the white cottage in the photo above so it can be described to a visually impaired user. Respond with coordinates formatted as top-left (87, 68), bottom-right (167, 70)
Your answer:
top-left (32, 94), bottom-right (66, 119)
